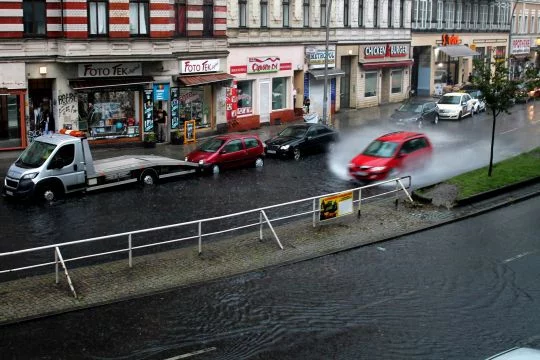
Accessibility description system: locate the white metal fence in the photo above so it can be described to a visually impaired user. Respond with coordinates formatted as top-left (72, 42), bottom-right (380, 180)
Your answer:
top-left (0, 176), bottom-right (413, 298)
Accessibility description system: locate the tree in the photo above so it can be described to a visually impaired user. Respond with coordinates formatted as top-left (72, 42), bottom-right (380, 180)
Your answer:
top-left (471, 59), bottom-right (517, 177)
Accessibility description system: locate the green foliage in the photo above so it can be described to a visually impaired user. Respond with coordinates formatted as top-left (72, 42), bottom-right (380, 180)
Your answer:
top-left (471, 58), bottom-right (516, 118)
top-left (144, 132), bottom-right (156, 142)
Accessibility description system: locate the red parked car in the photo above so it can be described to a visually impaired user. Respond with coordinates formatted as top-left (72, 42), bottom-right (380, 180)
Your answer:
top-left (348, 131), bottom-right (433, 182)
top-left (185, 134), bottom-right (265, 174)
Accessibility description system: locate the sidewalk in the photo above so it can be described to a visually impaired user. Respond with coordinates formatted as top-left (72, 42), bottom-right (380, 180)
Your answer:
top-left (1, 179), bottom-right (539, 326)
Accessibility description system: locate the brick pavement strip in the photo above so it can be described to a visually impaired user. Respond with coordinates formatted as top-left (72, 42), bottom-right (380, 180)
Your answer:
top-left (0, 199), bottom-right (450, 325)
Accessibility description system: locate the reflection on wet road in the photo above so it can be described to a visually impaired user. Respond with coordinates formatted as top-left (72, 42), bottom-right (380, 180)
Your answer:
top-left (1, 196), bottom-right (539, 359)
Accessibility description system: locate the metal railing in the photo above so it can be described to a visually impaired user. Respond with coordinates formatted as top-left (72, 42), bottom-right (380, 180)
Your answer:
top-left (0, 176), bottom-right (413, 297)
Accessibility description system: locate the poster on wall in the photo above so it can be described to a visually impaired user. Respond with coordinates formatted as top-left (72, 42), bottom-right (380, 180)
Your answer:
top-left (153, 84), bottom-right (170, 101)
top-left (226, 80), bottom-right (238, 123)
top-left (170, 87), bottom-right (180, 129)
top-left (143, 90), bottom-right (154, 132)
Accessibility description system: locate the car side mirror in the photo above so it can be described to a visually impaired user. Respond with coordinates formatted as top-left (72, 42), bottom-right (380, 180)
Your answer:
top-left (397, 152), bottom-right (406, 158)
top-left (220, 149), bottom-right (227, 154)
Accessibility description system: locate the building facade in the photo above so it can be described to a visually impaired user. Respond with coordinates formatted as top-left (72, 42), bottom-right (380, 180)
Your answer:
top-left (227, 0), bottom-right (413, 129)
top-left (411, 0), bottom-right (512, 96)
top-left (509, 0), bottom-right (540, 79)
top-left (0, 0), bottom-right (230, 151)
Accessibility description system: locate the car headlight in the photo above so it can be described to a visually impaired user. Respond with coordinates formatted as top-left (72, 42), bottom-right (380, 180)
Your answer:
top-left (280, 145), bottom-right (290, 150)
top-left (198, 160), bottom-right (204, 165)
top-left (371, 166), bottom-right (387, 172)
top-left (21, 172), bottom-right (39, 180)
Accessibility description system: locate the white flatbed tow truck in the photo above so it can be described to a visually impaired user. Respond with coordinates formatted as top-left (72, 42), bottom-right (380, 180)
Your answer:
top-left (3, 129), bottom-right (199, 201)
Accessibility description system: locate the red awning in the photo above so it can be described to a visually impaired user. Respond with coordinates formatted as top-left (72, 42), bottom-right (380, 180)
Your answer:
top-left (177, 73), bottom-right (234, 87)
top-left (69, 76), bottom-right (154, 90)
top-left (361, 60), bottom-right (414, 70)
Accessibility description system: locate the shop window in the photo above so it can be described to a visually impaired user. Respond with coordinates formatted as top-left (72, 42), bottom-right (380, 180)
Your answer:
top-left (237, 81), bottom-right (253, 116)
top-left (272, 78), bottom-right (287, 110)
top-left (129, 0), bottom-right (149, 36)
top-left (179, 87), bottom-right (210, 129)
top-left (78, 91), bottom-right (138, 140)
top-left (359, 0), bottom-right (364, 27)
top-left (391, 70), bottom-right (403, 94)
top-left (320, 0), bottom-right (327, 27)
top-left (239, 0), bottom-right (247, 28)
top-left (23, 0), bottom-right (46, 36)
top-left (0, 94), bottom-right (22, 145)
top-left (203, 0), bottom-right (214, 37)
top-left (283, 0), bottom-right (290, 27)
top-left (89, 0), bottom-right (108, 36)
top-left (261, 1), bottom-right (268, 27)
top-left (303, 0), bottom-right (310, 27)
top-left (364, 72), bottom-right (377, 98)
top-left (175, 0), bottom-right (187, 36)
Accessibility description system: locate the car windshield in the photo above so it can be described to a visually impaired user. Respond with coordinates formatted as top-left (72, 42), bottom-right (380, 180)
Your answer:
top-left (278, 127), bottom-right (307, 138)
top-left (465, 90), bottom-right (480, 99)
top-left (398, 103), bottom-right (423, 113)
top-left (363, 140), bottom-right (399, 158)
top-left (15, 140), bottom-right (57, 169)
top-left (198, 138), bottom-right (225, 152)
top-left (439, 95), bottom-right (461, 104)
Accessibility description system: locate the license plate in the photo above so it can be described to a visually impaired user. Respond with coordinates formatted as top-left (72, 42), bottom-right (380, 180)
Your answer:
top-left (5, 190), bottom-right (13, 196)
top-left (355, 171), bottom-right (367, 176)
top-left (267, 149), bottom-right (276, 154)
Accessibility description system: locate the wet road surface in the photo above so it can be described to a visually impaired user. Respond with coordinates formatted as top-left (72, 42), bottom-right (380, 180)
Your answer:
top-left (1, 195), bottom-right (539, 359)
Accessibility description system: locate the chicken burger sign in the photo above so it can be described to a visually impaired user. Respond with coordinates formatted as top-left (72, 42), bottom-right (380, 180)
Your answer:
top-left (247, 57), bottom-right (280, 74)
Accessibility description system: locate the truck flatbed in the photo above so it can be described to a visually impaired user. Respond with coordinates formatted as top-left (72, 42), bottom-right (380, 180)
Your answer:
top-left (92, 155), bottom-right (198, 179)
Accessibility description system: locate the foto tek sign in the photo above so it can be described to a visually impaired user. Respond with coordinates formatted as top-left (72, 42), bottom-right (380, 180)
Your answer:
top-left (180, 59), bottom-right (220, 74)
top-left (78, 63), bottom-right (142, 78)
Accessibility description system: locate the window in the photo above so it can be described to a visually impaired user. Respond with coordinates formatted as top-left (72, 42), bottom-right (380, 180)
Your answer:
top-left (412, 0), bottom-right (417, 28)
top-left (175, 0), bottom-right (187, 36)
top-left (237, 81), bottom-right (253, 115)
top-left (129, 0), bottom-right (149, 36)
top-left (303, 0), bottom-right (310, 27)
top-left (456, 2), bottom-right (462, 29)
top-left (480, 5), bottom-right (489, 29)
top-left (261, 0), bottom-right (268, 27)
top-left (239, 0), bottom-right (247, 27)
top-left (388, 0), bottom-right (392, 28)
top-left (464, 3), bottom-right (471, 29)
top-left (391, 70), bottom-right (402, 94)
top-left (359, 0), bottom-right (364, 26)
top-left (49, 144), bottom-right (75, 169)
top-left (437, 0), bottom-right (443, 29)
top-left (525, 15), bottom-right (529, 33)
top-left (399, 0), bottom-right (404, 27)
top-left (446, 2), bottom-right (454, 29)
top-left (89, 1), bottom-right (108, 35)
top-left (320, 0), bottom-right (327, 27)
top-left (518, 15), bottom-right (522, 33)
top-left (203, 0), bottom-right (214, 37)
top-left (224, 140), bottom-right (243, 153)
top-left (364, 72), bottom-right (377, 97)
top-left (472, 4), bottom-right (478, 29)
top-left (489, 3), bottom-right (495, 29)
top-left (373, 0), bottom-right (379, 27)
top-left (283, 0), bottom-right (290, 27)
top-left (272, 78), bottom-right (287, 110)
top-left (23, 0), bottom-right (46, 36)
top-left (344, 0), bottom-right (350, 26)
top-left (245, 138), bottom-right (260, 149)
top-left (531, 16), bottom-right (535, 33)
top-left (430, 0), bottom-right (436, 28)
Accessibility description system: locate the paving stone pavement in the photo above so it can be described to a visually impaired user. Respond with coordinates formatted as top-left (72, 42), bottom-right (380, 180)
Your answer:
top-left (1, 181), bottom-right (539, 326)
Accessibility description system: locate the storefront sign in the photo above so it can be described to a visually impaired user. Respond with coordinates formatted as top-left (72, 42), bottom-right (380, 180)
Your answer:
top-left (247, 57), bottom-right (280, 74)
top-left (319, 191), bottom-right (353, 221)
top-left (143, 90), bottom-right (154, 132)
top-left (230, 65), bottom-right (248, 74)
top-left (180, 59), bottom-right (220, 74)
top-left (237, 107), bottom-right (252, 115)
top-left (170, 87), bottom-right (180, 129)
top-left (78, 63), bottom-right (142, 78)
top-left (442, 34), bottom-right (460, 46)
top-left (306, 49), bottom-right (336, 69)
top-left (153, 83), bottom-right (170, 101)
top-left (511, 39), bottom-right (531, 55)
top-left (364, 44), bottom-right (409, 59)
top-left (184, 120), bottom-right (196, 144)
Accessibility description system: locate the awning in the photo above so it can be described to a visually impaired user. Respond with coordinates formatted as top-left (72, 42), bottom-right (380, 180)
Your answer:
top-left (308, 68), bottom-right (346, 80)
top-left (69, 76), bottom-right (154, 91)
top-left (436, 45), bottom-right (479, 57)
top-left (177, 73), bottom-right (234, 86)
top-left (360, 60), bottom-right (414, 70)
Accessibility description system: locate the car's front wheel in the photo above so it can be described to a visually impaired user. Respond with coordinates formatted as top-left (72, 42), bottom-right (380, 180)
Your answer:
top-left (254, 157), bottom-right (264, 168)
top-left (433, 114), bottom-right (439, 124)
top-left (457, 111), bottom-right (463, 120)
top-left (212, 164), bottom-right (220, 174)
top-left (292, 148), bottom-right (301, 161)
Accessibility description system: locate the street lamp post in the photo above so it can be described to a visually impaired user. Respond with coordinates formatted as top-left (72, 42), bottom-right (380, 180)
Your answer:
top-left (507, 0), bottom-right (521, 79)
top-left (322, 0), bottom-right (332, 125)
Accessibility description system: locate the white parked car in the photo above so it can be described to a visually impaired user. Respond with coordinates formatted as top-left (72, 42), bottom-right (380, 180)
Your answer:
top-left (463, 89), bottom-right (487, 113)
top-left (436, 92), bottom-right (475, 120)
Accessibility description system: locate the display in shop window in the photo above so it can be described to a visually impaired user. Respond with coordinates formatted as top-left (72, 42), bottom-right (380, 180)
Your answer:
top-left (143, 90), bottom-right (154, 132)
top-left (184, 119), bottom-right (196, 144)
top-left (179, 88), bottom-right (208, 128)
top-left (170, 87), bottom-right (180, 129)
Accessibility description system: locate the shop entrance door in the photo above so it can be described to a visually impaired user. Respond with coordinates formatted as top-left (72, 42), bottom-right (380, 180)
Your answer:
top-left (340, 56), bottom-right (351, 108)
top-left (28, 79), bottom-right (54, 133)
top-left (259, 80), bottom-right (270, 124)
top-left (0, 94), bottom-right (23, 148)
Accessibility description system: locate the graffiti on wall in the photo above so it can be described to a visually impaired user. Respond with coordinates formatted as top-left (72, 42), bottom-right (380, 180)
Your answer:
top-left (57, 91), bottom-right (79, 127)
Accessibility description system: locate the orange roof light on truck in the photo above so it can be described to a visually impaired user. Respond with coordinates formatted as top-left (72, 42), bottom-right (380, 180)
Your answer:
top-left (58, 129), bottom-right (86, 137)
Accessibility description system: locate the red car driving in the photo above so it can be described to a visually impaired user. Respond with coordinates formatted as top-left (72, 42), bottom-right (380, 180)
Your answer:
top-left (185, 134), bottom-right (265, 174)
top-left (348, 131), bottom-right (433, 182)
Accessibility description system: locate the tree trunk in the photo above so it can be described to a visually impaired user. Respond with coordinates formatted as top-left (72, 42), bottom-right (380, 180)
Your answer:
top-left (488, 111), bottom-right (497, 177)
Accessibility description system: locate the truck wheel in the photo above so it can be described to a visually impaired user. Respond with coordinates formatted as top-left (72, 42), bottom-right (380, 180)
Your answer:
top-left (212, 164), bottom-right (220, 174)
top-left (254, 157), bottom-right (264, 168)
top-left (140, 169), bottom-right (158, 186)
top-left (35, 181), bottom-right (64, 202)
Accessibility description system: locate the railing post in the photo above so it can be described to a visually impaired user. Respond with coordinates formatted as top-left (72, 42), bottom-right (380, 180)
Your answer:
top-left (259, 211), bottom-right (263, 240)
top-left (312, 198), bottom-right (317, 227)
top-left (395, 178), bottom-right (400, 209)
top-left (357, 188), bottom-right (362, 218)
top-left (55, 248), bottom-right (59, 284)
top-left (198, 221), bottom-right (202, 255)
top-left (128, 234), bottom-right (132, 268)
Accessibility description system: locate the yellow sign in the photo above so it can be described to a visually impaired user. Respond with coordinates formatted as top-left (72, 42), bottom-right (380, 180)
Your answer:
top-left (470, 44), bottom-right (477, 51)
top-left (319, 191), bottom-right (354, 221)
top-left (184, 120), bottom-right (196, 144)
